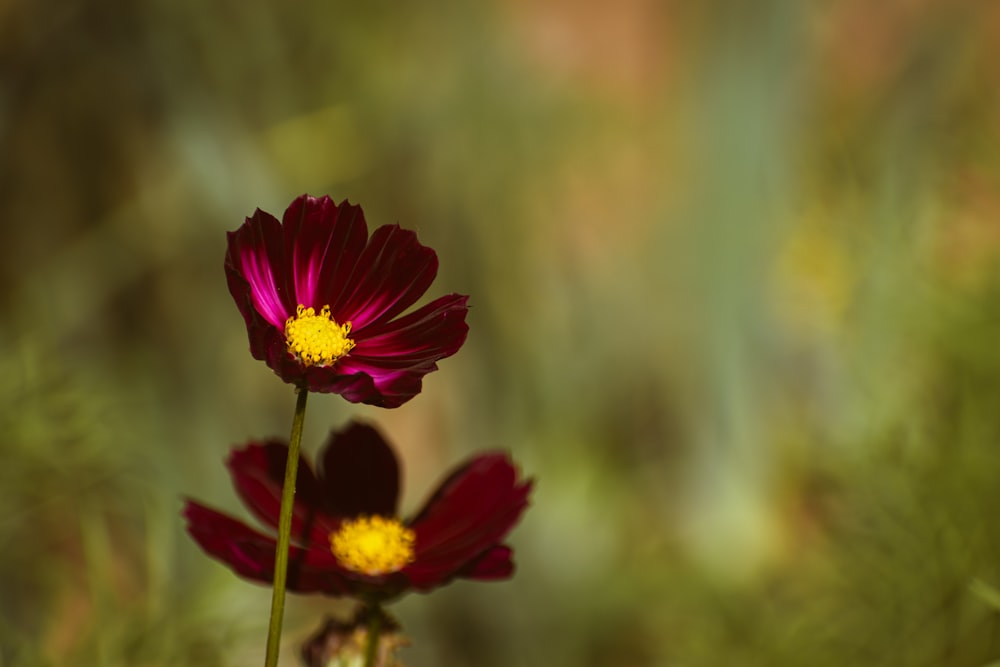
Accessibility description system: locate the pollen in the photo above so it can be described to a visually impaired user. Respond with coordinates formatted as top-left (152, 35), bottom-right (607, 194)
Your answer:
top-left (284, 305), bottom-right (355, 367)
top-left (330, 516), bottom-right (416, 576)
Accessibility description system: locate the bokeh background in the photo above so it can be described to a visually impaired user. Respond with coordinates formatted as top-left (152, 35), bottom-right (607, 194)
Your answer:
top-left (4, 0), bottom-right (1000, 665)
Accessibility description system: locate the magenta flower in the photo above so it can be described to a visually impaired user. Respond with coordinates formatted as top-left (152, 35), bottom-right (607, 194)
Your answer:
top-left (183, 421), bottom-right (533, 602)
top-left (225, 194), bottom-right (469, 407)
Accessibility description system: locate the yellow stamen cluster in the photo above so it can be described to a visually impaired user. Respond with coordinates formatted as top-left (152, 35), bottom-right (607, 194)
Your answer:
top-left (330, 516), bottom-right (416, 576)
top-left (284, 304), bottom-right (355, 366)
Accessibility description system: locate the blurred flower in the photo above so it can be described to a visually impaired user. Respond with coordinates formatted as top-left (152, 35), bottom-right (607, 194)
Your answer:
top-left (226, 194), bottom-right (469, 407)
top-left (301, 609), bottom-right (407, 667)
top-left (184, 421), bottom-right (532, 602)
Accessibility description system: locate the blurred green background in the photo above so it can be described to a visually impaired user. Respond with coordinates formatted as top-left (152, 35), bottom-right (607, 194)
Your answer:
top-left (4, 0), bottom-right (1000, 665)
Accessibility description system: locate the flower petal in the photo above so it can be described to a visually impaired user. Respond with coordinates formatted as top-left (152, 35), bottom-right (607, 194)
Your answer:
top-left (225, 209), bottom-right (294, 329)
top-left (281, 195), bottom-right (368, 310)
top-left (329, 294), bottom-right (469, 407)
top-left (298, 366), bottom-right (378, 402)
top-left (182, 501), bottom-right (342, 594)
top-left (316, 366), bottom-right (424, 409)
top-left (227, 440), bottom-right (333, 545)
top-left (351, 294), bottom-right (470, 360)
top-left (332, 225), bottom-right (439, 330)
top-left (458, 544), bottom-right (515, 580)
top-left (318, 422), bottom-right (400, 517)
top-left (405, 453), bottom-right (532, 589)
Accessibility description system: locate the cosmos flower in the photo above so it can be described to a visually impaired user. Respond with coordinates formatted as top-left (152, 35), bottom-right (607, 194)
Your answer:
top-left (225, 194), bottom-right (469, 407)
top-left (301, 609), bottom-right (405, 667)
top-left (183, 421), bottom-right (533, 602)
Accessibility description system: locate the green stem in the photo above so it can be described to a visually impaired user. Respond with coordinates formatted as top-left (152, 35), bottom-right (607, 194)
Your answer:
top-left (363, 605), bottom-right (383, 667)
top-left (263, 387), bottom-right (309, 667)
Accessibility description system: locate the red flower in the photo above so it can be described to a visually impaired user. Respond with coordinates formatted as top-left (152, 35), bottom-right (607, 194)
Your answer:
top-left (183, 422), bottom-right (533, 602)
top-left (226, 194), bottom-right (469, 407)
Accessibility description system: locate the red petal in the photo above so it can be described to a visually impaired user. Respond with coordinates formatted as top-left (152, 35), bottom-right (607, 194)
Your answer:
top-left (317, 367), bottom-right (425, 408)
top-left (299, 367), bottom-right (379, 402)
top-left (225, 209), bottom-right (294, 329)
top-left (328, 294), bottom-right (469, 407)
top-left (405, 453), bottom-right (532, 589)
top-left (332, 225), bottom-right (439, 330)
top-left (352, 293), bottom-right (469, 360)
top-left (458, 544), bottom-right (515, 580)
top-left (281, 195), bottom-right (368, 310)
top-left (227, 440), bottom-right (334, 545)
top-left (182, 501), bottom-right (343, 594)
top-left (318, 422), bottom-right (400, 517)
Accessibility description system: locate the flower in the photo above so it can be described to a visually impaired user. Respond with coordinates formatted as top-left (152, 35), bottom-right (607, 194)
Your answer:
top-left (225, 194), bottom-right (469, 407)
top-left (183, 421), bottom-right (533, 602)
top-left (301, 610), bottom-right (406, 667)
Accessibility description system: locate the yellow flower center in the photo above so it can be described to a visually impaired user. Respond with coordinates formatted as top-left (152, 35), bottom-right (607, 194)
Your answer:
top-left (330, 516), bottom-right (416, 576)
top-left (284, 304), bottom-right (355, 366)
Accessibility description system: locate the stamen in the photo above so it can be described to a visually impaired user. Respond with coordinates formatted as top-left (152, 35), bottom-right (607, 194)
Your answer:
top-left (284, 305), bottom-right (355, 366)
top-left (330, 516), bottom-right (416, 576)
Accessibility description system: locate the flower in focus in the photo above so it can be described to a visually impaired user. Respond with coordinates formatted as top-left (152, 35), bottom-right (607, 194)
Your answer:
top-left (226, 194), bottom-right (469, 407)
top-left (183, 421), bottom-right (533, 602)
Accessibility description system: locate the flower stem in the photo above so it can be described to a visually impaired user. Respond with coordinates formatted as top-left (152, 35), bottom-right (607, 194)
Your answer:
top-left (363, 605), bottom-right (383, 667)
top-left (263, 387), bottom-right (309, 667)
